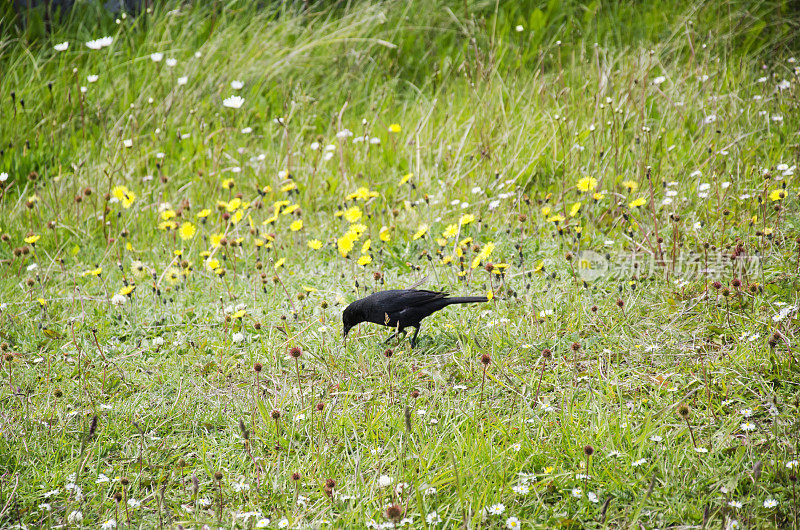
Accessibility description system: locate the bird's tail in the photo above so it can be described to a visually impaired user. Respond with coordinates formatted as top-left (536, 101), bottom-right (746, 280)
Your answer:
top-left (444, 296), bottom-right (489, 305)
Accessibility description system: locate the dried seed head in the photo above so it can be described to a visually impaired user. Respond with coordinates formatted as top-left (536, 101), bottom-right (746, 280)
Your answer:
top-left (291, 472), bottom-right (301, 481)
top-left (121, 477), bottom-right (129, 486)
top-left (214, 471), bottom-right (223, 482)
top-left (289, 346), bottom-right (303, 358)
top-left (325, 478), bottom-right (336, 489)
top-left (616, 299), bottom-right (624, 308)
top-left (113, 492), bottom-right (123, 502)
top-left (253, 362), bottom-right (263, 373)
top-left (678, 404), bottom-right (690, 419)
top-left (410, 390), bottom-right (420, 399)
top-left (316, 402), bottom-right (324, 412)
top-left (384, 348), bottom-right (393, 358)
top-left (571, 342), bottom-right (581, 352)
top-left (271, 409), bottom-right (281, 420)
top-left (542, 348), bottom-right (552, 359)
top-left (480, 353), bottom-right (491, 365)
top-left (731, 278), bottom-right (741, 288)
top-left (712, 281), bottom-right (722, 290)
top-left (584, 445), bottom-right (594, 456)
top-left (386, 503), bottom-right (404, 521)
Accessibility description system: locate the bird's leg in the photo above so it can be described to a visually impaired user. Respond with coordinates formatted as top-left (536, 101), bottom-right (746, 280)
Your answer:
top-left (410, 327), bottom-right (420, 348)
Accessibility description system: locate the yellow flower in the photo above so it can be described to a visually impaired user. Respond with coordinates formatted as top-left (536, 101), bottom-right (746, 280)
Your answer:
top-left (112, 185), bottom-right (136, 208)
top-left (197, 209), bottom-right (211, 219)
top-left (226, 197), bottom-right (242, 212)
top-left (262, 214), bottom-right (278, 225)
top-left (290, 219), bottom-right (303, 232)
top-left (441, 256), bottom-right (453, 265)
top-left (458, 237), bottom-right (473, 247)
top-left (337, 232), bottom-right (357, 257)
top-left (346, 187), bottom-right (378, 201)
top-left (769, 189), bottom-right (786, 201)
top-left (255, 238), bottom-right (265, 247)
top-left (592, 192), bottom-right (605, 201)
top-left (546, 214), bottom-right (565, 223)
top-left (82, 267), bottom-right (102, 277)
top-left (486, 290), bottom-right (494, 301)
top-left (307, 239), bottom-right (323, 250)
top-left (629, 197), bottom-right (647, 208)
top-left (158, 220), bottom-right (177, 231)
top-left (231, 309), bottom-right (246, 319)
top-left (178, 222), bottom-right (196, 240)
top-left (533, 260), bottom-right (544, 273)
top-left (119, 285), bottom-right (135, 296)
top-left (274, 258), bottom-right (286, 269)
top-left (388, 123), bottom-right (402, 133)
top-left (459, 214), bottom-right (475, 226)
top-left (273, 200), bottom-right (290, 213)
top-left (221, 178), bottom-right (235, 190)
top-left (24, 234), bottom-right (41, 245)
top-left (230, 210), bottom-right (244, 225)
top-left (412, 224), bottom-right (428, 240)
top-left (280, 181), bottom-right (297, 193)
top-left (379, 226), bottom-right (391, 242)
top-left (576, 177), bottom-right (598, 192)
top-left (343, 206), bottom-right (363, 223)
top-left (165, 267), bottom-right (181, 284)
top-left (161, 210), bottom-right (176, 221)
top-left (541, 206), bottom-right (551, 217)
top-left (210, 233), bottom-right (224, 247)
top-left (622, 180), bottom-right (638, 192)
top-left (38, 298), bottom-right (47, 306)
top-left (361, 239), bottom-right (371, 253)
top-left (443, 224), bottom-right (458, 239)
top-left (436, 237), bottom-right (448, 247)
top-left (349, 224), bottom-right (367, 237)
top-left (206, 259), bottom-right (220, 271)
top-left (543, 466), bottom-right (555, 475)
top-left (282, 204), bottom-right (299, 216)
top-left (399, 173), bottom-right (413, 185)
top-left (357, 254), bottom-right (372, 266)
top-left (471, 241), bottom-right (495, 268)
top-left (569, 202), bottom-right (582, 217)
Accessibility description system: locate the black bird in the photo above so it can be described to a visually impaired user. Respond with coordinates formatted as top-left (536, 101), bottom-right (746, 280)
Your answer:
top-left (342, 289), bottom-right (489, 347)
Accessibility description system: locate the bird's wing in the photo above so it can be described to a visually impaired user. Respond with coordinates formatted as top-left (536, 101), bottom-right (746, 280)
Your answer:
top-left (379, 289), bottom-right (447, 313)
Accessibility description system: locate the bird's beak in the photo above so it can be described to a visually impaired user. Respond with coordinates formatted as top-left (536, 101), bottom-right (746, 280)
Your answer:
top-left (343, 326), bottom-right (351, 347)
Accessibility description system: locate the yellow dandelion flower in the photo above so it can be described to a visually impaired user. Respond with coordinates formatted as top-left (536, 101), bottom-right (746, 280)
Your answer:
top-left (165, 267), bottom-right (181, 284)
top-left (569, 202), bottom-right (582, 217)
top-left (460, 213), bottom-right (475, 226)
top-left (441, 256), bottom-right (453, 265)
top-left (379, 226), bottom-right (391, 242)
top-left (38, 298), bottom-right (47, 306)
top-left (273, 200), bottom-right (290, 213)
top-left (338, 232), bottom-right (357, 257)
top-left (307, 239), bottom-right (323, 250)
top-left (112, 185), bottom-right (136, 208)
top-left (119, 285), bottom-right (135, 296)
top-left (158, 220), bottom-right (177, 231)
top-left (592, 192), bottom-right (605, 201)
top-left (274, 258), bottom-right (286, 269)
top-left (210, 233), bottom-right (224, 247)
top-left (622, 180), bottom-right (638, 192)
top-left (281, 204), bottom-right (299, 216)
top-left (576, 177), bottom-right (598, 192)
top-left (533, 260), bottom-right (545, 273)
top-left (486, 290), bottom-right (494, 301)
top-left (230, 210), bottom-right (244, 225)
top-left (280, 181), bottom-right (297, 193)
top-left (442, 224), bottom-right (458, 239)
top-left (161, 209), bottom-right (176, 221)
top-left (255, 238), bottom-right (264, 247)
top-left (221, 178), bottom-right (235, 190)
top-left (412, 224), bottom-right (428, 240)
top-left (226, 197), bottom-right (242, 212)
top-left (629, 197), bottom-right (647, 208)
top-left (346, 187), bottom-right (379, 201)
top-left (206, 259), bottom-right (220, 271)
top-left (357, 254), bottom-right (372, 266)
top-left (197, 208), bottom-right (211, 219)
top-left (541, 206), bottom-right (551, 217)
top-left (262, 214), bottom-right (278, 225)
top-left (178, 222), bottom-right (196, 240)
top-left (769, 189), bottom-right (786, 201)
top-left (547, 214), bottom-right (565, 223)
top-left (349, 223), bottom-right (367, 237)
top-left (231, 309), bottom-right (246, 319)
top-left (361, 239), bottom-right (371, 253)
top-left (290, 219), bottom-right (303, 232)
top-left (435, 237), bottom-right (448, 247)
top-left (24, 234), bottom-right (41, 245)
top-left (399, 173), bottom-right (413, 185)
top-left (82, 267), bottom-right (102, 277)
top-left (343, 206), bottom-right (363, 223)
top-left (388, 123), bottom-right (402, 133)
top-left (458, 237), bottom-right (473, 247)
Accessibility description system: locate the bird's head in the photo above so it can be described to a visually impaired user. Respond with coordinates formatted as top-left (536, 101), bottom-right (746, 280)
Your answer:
top-left (342, 301), bottom-right (363, 341)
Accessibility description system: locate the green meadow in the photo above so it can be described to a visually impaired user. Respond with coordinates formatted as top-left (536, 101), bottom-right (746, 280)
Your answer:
top-left (1, 0), bottom-right (799, 528)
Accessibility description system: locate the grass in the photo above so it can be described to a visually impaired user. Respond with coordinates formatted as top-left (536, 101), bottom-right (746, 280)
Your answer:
top-left (1, 0), bottom-right (799, 528)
